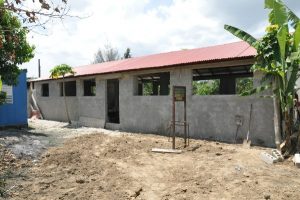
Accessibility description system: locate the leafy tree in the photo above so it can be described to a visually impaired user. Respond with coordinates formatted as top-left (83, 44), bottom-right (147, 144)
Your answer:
top-left (50, 64), bottom-right (75, 124)
top-left (142, 82), bottom-right (153, 95)
top-left (92, 44), bottom-right (120, 64)
top-left (236, 77), bottom-right (253, 95)
top-left (193, 80), bottom-right (220, 95)
top-left (123, 48), bottom-right (132, 59)
top-left (0, 1), bottom-right (34, 104)
top-left (92, 44), bottom-right (133, 64)
top-left (225, 0), bottom-right (300, 154)
top-left (0, 2), bottom-right (34, 86)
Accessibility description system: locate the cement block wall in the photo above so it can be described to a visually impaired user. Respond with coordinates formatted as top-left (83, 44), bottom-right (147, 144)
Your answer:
top-left (31, 61), bottom-right (276, 147)
top-left (33, 77), bottom-right (108, 123)
top-left (118, 67), bottom-right (275, 147)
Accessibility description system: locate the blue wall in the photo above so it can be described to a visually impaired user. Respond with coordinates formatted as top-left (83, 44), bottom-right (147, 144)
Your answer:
top-left (0, 71), bottom-right (27, 127)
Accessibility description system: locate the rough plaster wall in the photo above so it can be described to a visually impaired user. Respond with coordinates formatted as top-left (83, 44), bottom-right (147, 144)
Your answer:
top-left (118, 68), bottom-right (275, 147)
top-left (77, 79), bottom-right (106, 120)
top-left (34, 81), bottom-right (79, 122)
top-left (171, 68), bottom-right (275, 147)
top-left (119, 76), bottom-right (171, 135)
top-left (31, 64), bottom-right (276, 147)
top-left (189, 96), bottom-right (274, 147)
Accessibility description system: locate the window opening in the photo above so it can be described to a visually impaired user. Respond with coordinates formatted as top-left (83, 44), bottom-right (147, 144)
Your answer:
top-left (193, 66), bottom-right (253, 95)
top-left (41, 83), bottom-right (49, 97)
top-left (60, 81), bottom-right (76, 96)
top-left (137, 72), bottom-right (170, 96)
top-left (83, 79), bottom-right (96, 96)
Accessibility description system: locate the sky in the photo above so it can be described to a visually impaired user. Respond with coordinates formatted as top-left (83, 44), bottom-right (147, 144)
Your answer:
top-left (21, 0), bottom-right (300, 78)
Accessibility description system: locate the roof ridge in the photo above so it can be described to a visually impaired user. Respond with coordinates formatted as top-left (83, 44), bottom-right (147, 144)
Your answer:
top-left (131, 40), bottom-right (246, 58)
top-left (73, 40), bottom-right (247, 69)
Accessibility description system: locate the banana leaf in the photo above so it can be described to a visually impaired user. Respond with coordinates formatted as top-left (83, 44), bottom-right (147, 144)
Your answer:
top-left (224, 25), bottom-right (257, 48)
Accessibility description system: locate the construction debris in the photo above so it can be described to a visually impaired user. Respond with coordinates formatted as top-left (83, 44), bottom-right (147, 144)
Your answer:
top-left (260, 152), bottom-right (277, 164)
top-left (292, 153), bottom-right (300, 168)
top-left (271, 149), bottom-right (284, 162)
top-left (151, 148), bottom-right (182, 154)
top-left (130, 187), bottom-right (143, 198)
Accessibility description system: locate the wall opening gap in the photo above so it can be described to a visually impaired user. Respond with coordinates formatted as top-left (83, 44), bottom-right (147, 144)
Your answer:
top-left (107, 79), bottom-right (119, 123)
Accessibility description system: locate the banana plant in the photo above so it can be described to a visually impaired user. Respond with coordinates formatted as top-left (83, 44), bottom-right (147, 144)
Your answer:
top-left (225, 0), bottom-right (300, 154)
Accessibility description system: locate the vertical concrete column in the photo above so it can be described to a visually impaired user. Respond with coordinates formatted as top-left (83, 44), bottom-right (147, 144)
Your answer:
top-left (253, 70), bottom-right (272, 96)
top-left (95, 79), bottom-right (107, 120)
top-left (96, 79), bottom-right (105, 97)
top-left (253, 70), bottom-right (263, 88)
top-left (132, 76), bottom-right (140, 96)
top-left (50, 81), bottom-right (60, 97)
top-left (77, 79), bottom-right (83, 97)
top-left (170, 68), bottom-right (193, 122)
top-left (153, 82), bottom-right (159, 95)
top-left (170, 68), bottom-right (193, 96)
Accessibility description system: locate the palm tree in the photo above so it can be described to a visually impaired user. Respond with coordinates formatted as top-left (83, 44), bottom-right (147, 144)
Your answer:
top-left (50, 64), bottom-right (75, 124)
top-left (224, 0), bottom-right (300, 154)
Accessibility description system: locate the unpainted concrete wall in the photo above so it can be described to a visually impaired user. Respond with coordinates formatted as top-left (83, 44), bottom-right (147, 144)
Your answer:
top-left (31, 61), bottom-right (276, 147)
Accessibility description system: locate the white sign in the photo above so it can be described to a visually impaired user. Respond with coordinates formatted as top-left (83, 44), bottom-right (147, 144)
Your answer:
top-left (2, 84), bottom-right (13, 104)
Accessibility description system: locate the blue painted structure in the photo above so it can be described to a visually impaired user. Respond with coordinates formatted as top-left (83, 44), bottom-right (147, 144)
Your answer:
top-left (0, 70), bottom-right (27, 127)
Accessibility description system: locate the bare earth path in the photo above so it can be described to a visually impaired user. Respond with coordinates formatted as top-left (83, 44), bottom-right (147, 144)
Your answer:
top-left (2, 120), bottom-right (300, 199)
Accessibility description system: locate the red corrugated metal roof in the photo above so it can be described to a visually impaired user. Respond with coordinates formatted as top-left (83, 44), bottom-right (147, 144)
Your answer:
top-left (34, 41), bottom-right (256, 81)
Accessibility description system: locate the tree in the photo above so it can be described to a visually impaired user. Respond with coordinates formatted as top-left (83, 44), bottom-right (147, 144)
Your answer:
top-left (0, 1), bottom-right (34, 85)
top-left (193, 80), bottom-right (220, 95)
top-left (224, 0), bottom-right (300, 154)
top-left (1, 0), bottom-right (70, 30)
top-left (50, 64), bottom-right (75, 124)
top-left (123, 48), bottom-right (131, 59)
top-left (92, 44), bottom-right (133, 64)
top-left (92, 44), bottom-right (120, 64)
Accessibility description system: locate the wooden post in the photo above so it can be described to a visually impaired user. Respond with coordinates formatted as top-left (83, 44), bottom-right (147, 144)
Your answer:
top-left (184, 96), bottom-right (187, 147)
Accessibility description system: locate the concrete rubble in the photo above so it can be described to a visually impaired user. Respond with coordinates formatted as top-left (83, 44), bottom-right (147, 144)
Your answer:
top-left (293, 153), bottom-right (300, 168)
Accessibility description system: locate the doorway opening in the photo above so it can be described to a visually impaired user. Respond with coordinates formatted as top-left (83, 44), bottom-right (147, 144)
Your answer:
top-left (107, 79), bottom-right (119, 123)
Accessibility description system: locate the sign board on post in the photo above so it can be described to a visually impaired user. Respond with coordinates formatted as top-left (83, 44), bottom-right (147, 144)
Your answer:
top-left (172, 86), bottom-right (187, 149)
top-left (173, 86), bottom-right (186, 101)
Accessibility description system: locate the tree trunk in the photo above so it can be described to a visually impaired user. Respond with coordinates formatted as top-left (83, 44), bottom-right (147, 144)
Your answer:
top-left (282, 110), bottom-right (293, 156)
top-left (62, 76), bottom-right (71, 124)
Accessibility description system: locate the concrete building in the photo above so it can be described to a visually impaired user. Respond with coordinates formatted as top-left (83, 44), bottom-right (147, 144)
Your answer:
top-left (29, 41), bottom-right (275, 147)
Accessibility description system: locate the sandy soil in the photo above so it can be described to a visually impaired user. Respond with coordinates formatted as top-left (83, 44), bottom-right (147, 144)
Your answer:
top-left (3, 120), bottom-right (299, 200)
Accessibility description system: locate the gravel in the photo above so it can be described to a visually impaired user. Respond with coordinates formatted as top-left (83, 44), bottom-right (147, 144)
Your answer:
top-left (0, 119), bottom-right (119, 160)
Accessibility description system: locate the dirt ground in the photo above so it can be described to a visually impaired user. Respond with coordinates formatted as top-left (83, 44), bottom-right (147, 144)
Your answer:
top-left (2, 120), bottom-right (300, 200)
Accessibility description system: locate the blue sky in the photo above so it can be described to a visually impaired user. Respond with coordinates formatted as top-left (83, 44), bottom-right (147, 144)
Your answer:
top-left (21, 0), bottom-right (300, 78)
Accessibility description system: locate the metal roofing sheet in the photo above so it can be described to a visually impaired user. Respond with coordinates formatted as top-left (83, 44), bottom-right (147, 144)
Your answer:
top-left (34, 41), bottom-right (256, 81)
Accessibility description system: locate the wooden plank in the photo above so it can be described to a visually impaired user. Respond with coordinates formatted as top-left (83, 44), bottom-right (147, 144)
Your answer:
top-left (151, 148), bottom-right (182, 154)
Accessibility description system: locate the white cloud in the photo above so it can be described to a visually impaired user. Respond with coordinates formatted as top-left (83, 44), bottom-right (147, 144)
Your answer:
top-left (21, 0), bottom-right (300, 78)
